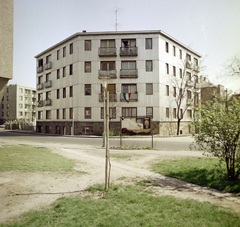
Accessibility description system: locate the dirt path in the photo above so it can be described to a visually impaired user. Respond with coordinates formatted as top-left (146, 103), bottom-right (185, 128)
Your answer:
top-left (0, 139), bottom-right (240, 224)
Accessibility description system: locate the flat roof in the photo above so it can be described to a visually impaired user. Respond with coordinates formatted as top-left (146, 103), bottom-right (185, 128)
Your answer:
top-left (35, 30), bottom-right (201, 58)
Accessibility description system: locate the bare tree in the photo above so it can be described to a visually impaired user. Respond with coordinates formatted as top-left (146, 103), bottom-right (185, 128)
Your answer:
top-left (227, 55), bottom-right (240, 76)
top-left (169, 59), bottom-right (201, 135)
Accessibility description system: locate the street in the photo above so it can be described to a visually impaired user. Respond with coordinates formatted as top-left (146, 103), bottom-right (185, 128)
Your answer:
top-left (0, 129), bottom-right (195, 151)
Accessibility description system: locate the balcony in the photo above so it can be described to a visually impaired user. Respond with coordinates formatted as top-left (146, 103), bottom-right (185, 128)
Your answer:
top-left (44, 99), bottom-right (52, 106)
top-left (99, 93), bottom-right (117, 102)
top-left (98, 70), bottom-right (117, 79)
top-left (98, 47), bottom-right (117, 57)
top-left (120, 69), bottom-right (138, 78)
top-left (37, 66), bottom-right (43, 73)
top-left (44, 80), bottom-right (52, 88)
top-left (120, 47), bottom-right (138, 56)
top-left (37, 100), bottom-right (43, 107)
top-left (120, 92), bottom-right (138, 102)
top-left (37, 83), bottom-right (43, 90)
top-left (44, 62), bottom-right (52, 70)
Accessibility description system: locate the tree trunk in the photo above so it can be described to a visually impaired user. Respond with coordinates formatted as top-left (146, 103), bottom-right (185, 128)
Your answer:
top-left (177, 119), bottom-right (181, 135)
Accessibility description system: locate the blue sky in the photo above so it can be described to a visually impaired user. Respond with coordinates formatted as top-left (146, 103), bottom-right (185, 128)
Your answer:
top-left (12, 0), bottom-right (240, 91)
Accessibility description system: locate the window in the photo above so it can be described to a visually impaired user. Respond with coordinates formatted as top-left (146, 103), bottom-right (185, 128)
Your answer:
top-left (101, 107), bottom-right (116, 119)
top-left (6, 103), bottom-right (9, 109)
top-left (63, 108), bottom-right (66, 119)
top-left (46, 73), bottom-right (51, 82)
top-left (63, 67), bottom-right (66, 77)
top-left (165, 42), bottom-right (169, 53)
top-left (122, 61), bottom-right (136, 70)
top-left (173, 46), bottom-right (176, 56)
top-left (63, 88), bottom-right (66, 98)
top-left (7, 88), bottom-right (9, 93)
top-left (85, 107), bottom-right (91, 119)
top-left (19, 88), bottom-right (23, 93)
top-left (166, 108), bottom-right (169, 118)
top-left (179, 49), bottom-right (182, 59)
top-left (2, 112), bottom-right (4, 117)
top-left (85, 84), bottom-right (91, 96)
top-left (166, 63), bottom-right (169, 74)
top-left (146, 60), bottom-right (153, 71)
top-left (146, 83), bottom-right (153, 95)
top-left (187, 72), bottom-right (191, 80)
top-left (46, 110), bottom-right (51, 119)
top-left (146, 107), bottom-right (153, 118)
top-left (46, 55), bottom-right (51, 63)
top-left (180, 109), bottom-right (183, 118)
top-left (6, 111), bottom-right (9, 117)
top-left (187, 109), bottom-right (192, 118)
top-left (56, 109), bottom-right (59, 119)
top-left (69, 86), bottom-right (73, 97)
top-left (121, 39), bottom-right (135, 48)
top-left (19, 103), bottom-right (23, 108)
top-left (173, 87), bottom-right (176, 97)
top-left (57, 89), bottom-right (60, 99)
top-left (101, 39), bottom-right (115, 48)
top-left (70, 43), bottom-right (73, 54)
top-left (19, 96), bottom-right (23, 101)
top-left (166, 85), bottom-right (169, 96)
top-left (69, 108), bottom-right (73, 119)
top-left (38, 59), bottom-right (43, 67)
top-left (63, 46), bottom-right (66, 57)
top-left (85, 61), bottom-right (91, 72)
top-left (38, 111), bottom-right (43, 120)
top-left (187, 90), bottom-right (191, 99)
top-left (57, 50), bottom-right (60, 60)
top-left (46, 91), bottom-right (51, 100)
top-left (2, 104), bottom-right (4, 109)
top-left (69, 64), bottom-right (73, 75)
top-left (122, 84), bottom-right (137, 93)
top-left (57, 69), bottom-right (60, 79)
top-left (7, 96), bottom-right (9, 101)
top-left (179, 68), bottom-right (183, 78)
top-left (100, 61), bottom-right (115, 70)
top-left (186, 53), bottom-right (191, 61)
top-left (146, 38), bottom-right (152, 49)
top-left (194, 75), bottom-right (198, 83)
top-left (173, 66), bottom-right (176, 76)
top-left (194, 58), bottom-right (198, 66)
top-left (38, 75), bottom-right (43, 84)
top-left (122, 107), bottom-right (137, 118)
top-left (85, 40), bottom-right (91, 51)
top-left (173, 108), bottom-right (177, 118)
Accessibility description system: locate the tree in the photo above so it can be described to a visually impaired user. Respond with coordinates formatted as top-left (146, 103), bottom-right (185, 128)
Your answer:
top-left (170, 59), bottom-right (201, 135)
top-left (191, 97), bottom-right (240, 181)
top-left (227, 55), bottom-right (240, 76)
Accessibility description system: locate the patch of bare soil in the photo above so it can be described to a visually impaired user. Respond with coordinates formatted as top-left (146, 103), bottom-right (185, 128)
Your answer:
top-left (0, 140), bottom-right (240, 224)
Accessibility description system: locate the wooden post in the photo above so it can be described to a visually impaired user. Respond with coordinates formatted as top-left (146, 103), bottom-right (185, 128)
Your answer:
top-left (105, 91), bottom-right (110, 190)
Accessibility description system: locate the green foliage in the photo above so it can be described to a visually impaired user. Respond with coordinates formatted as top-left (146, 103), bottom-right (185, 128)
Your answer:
top-left (191, 98), bottom-right (240, 181)
top-left (2, 184), bottom-right (240, 226)
top-left (152, 157), bottom-right (240, 194)
top-left (111, 153), bottom-right (132, 160)
top-left (0, 146), bottom-right (76, 173)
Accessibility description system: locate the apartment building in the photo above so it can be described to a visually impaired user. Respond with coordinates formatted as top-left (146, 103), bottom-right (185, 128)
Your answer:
top-left (0, 84), bottom-right (37, 125)
top-left (35, 30), bottom-right (201, 135)
top-left (0, 0), bottom-right (13, 101)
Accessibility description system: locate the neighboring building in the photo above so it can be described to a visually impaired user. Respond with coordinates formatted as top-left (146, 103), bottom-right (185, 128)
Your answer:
top-left (201, 81), bottom-right (227, 105)
top-left (35, 30), bottom-right (201, 135)
top-left (0, 84), bottom-right (37, 125)
top-left (0, 0), bottom-right (13, 101)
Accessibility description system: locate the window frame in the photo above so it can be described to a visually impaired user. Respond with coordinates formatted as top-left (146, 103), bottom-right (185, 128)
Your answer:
top-left (70, 43), bottom-right (73, 55)
top-left (145, 38), bottom-right (152, 49)
top-left (85, 84), bottom-right (91, 96)
top-left (85, 107), bottom-right (91, 119)
top-left (146, 107), bottom-right (153, 118)
top-left (84, 40), bottom-right (91, 51)
top-left (146, 83), bottom-right (153, 95)
top-left (146, 60), bottom-right (153, 72)
top-left (85, 61), bottom-right (91, 73)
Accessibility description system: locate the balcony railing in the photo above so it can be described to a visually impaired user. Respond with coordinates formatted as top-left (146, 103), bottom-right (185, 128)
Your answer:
top-left (44, 62), bottom-right (52, 70)
top-left (98, 70), bottom-right (117, 79)
top-left (37, 100), bottom-right (43, 107)
top-left (98, 47), bottom-right (117, 56)
top-left (44, 99), bottom-right (52, 106)
top-left (44, 80), bottom-right (52, 88)
top-left (120, 93), bottom-right (138, 102)
top-left (37, 66), bottom-right (43, 73)
top-left (99, 93), bottom-right (117, 102)
top-left (120, 47), bottom-right (138, 56)
top-left (37, 83), bottom-right (43, 90)
top-left (120, 69), bottom-right (138, 78)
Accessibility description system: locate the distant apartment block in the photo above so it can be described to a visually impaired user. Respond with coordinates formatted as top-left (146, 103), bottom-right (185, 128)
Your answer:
top-left (0, 84), bottom-right (37, 125)
top-left (35, 30), bottom-right (201, 135)
top-left (0, 0), bottom-right (13, 101)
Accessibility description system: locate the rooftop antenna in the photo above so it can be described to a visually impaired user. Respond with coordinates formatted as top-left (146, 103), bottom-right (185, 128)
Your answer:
top-left (115, 0), bottom-right (120, 31)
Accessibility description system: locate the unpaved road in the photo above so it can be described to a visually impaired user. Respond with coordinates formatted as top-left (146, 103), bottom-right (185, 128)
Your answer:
top-left (0, 137), bottom-right (240, 224)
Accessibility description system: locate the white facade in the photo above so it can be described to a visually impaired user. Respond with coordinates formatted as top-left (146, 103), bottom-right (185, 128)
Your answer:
top-left (35, 30), bottom-right (201, 135)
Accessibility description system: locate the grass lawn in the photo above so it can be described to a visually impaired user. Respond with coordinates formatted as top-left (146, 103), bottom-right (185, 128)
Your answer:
top-left (0, 145), bottom-right (76, 173)
top-left (1, 184), bottom-right (240, 227)
top-left (152, 157), bottom-right (240, 195)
